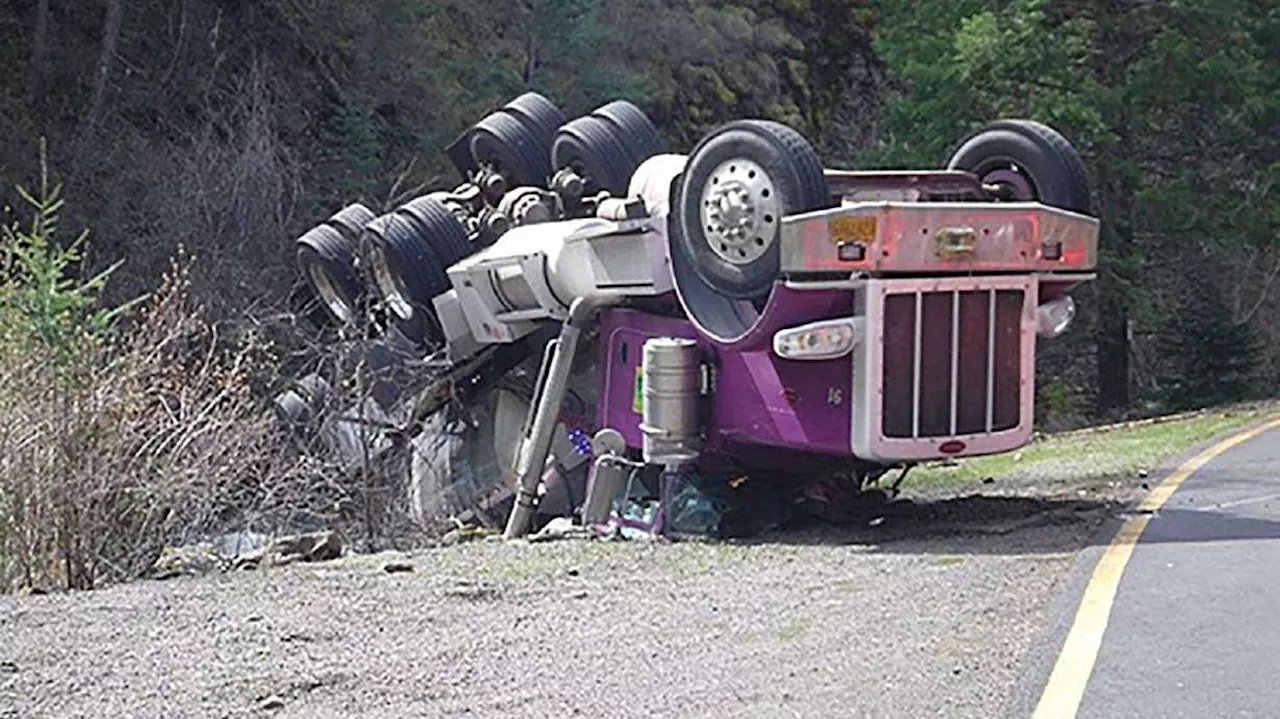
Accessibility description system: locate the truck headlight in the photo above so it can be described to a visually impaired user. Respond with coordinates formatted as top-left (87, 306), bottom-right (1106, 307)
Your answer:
top-left (773, 317), bottom-right (865, 360)
top-left (1037, 295), bottom-right (1076, 339)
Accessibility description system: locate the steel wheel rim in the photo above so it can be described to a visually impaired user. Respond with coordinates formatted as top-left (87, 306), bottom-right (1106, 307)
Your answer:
top-left (977, 159), bottom-right (1037, 201)
top-left (307, 262), bottom-right (353, 323)
top-left (699, 158), bottom-right (781, 266)
top-left (368, 243), bottom-right (415, 321)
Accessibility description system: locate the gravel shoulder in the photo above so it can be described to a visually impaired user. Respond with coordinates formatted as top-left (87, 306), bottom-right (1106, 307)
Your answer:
top-left (6, 406), bottom-right (1272, 719)
top-left (1, 491), bottom-right (1124, 719)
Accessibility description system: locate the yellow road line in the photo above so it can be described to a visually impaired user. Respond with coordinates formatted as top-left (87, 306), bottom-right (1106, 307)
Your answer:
top-left (1031, 416), bottom-right (1280, 719)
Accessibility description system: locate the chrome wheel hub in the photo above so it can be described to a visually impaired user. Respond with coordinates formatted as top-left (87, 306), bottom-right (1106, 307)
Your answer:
top-left (699, 158), bottom-right (780, 266)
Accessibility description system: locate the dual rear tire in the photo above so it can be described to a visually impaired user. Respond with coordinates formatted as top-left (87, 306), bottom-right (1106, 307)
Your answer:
top-left (552, 100), bottom-right (666, 197)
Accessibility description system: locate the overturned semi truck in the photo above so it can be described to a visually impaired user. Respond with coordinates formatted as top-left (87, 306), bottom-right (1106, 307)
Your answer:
top-left (284, 92), bottom-right (1098, 538)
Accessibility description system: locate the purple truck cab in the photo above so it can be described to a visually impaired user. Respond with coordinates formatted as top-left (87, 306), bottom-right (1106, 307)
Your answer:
top-left (597, 171), bottom-right (1098, 474)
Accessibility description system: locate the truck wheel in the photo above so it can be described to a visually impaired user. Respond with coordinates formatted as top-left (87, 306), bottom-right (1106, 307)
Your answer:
top-left (400, 194), bottom-right (471, 266)
top-left (552, 115), bottom-right (634, 196)
top-left (591, 100), bottom-right (664, 171)
top-left (363, 212), bottom-right (451, 348)
top-left (325, 202), bottom-right (377, 244)
top-left (296, 223), bottom-right (364, 326)
top-left (946, 119), bottom-right (1091, 214)
top-left (470, 111), bottom-right (553, 189)
top-left (504, 92), bottom-right (567, 157)
top-left (674, 119), bottom-right (830, 300)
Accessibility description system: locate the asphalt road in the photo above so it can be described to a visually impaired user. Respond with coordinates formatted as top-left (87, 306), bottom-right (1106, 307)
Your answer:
top-left (1028, 424), bottom-right (1280, 719)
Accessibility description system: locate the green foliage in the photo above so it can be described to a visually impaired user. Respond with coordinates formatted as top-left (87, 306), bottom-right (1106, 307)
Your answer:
top-left (869, 0), bottom-right (1278, 414)
top-left (318, 102), bottom-right (387, 201)
top-left (1156, 273), bottom-right (1265, 411)
top-left (0, 145), bottom-right (137, 376)
top-left (0, 0), bottom-right (1275, 422)
top-left (526, 0), bottom-right (647, 112)
top-left (867, 0), bottom-right (1105, 167)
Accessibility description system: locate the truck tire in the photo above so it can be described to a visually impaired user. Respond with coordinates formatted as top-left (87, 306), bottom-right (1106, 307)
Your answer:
top-left (674, 119), bottom-right (830, 300)
top-left (552, 115), bottom-right (635, 197)
top-left (470, 111), bottom-right (553, 189)
top-left (273, 373), bottom-right (334, 436)
top-left (296, 223), bottom-right (364, 326)
top-left (363, 213), bottom-right (450, 347)
top-left (945, 119), bottom-right (1092, 214)
top-left (504, 92), bottom-right (567, 157)
top-left (400, 195), bottom-right (471, 266)
top-left (326, 203), bottom-right (377, 244)
top-left (591, 100), bottom-right (664, 171)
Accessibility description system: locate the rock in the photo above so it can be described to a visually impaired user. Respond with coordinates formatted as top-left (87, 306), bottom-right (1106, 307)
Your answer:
top-left (257, 695), bottom-right (286, 711)
top-left (0, 661), bottom-right (17, 673)
top-left (981, 477), bottom-right (995, 485)
top-left (283, 530), bottom-right (343, 562)
top-left (1141, 482), bottom-right (1150, 491)
top-left (529, 517), bottom-right (589, 543)
top-left (566, 566), bottom-right (581, 577)
top-left (235, 531), bottom-right (343, 570)
top-left (383, 562), bottom-right (415, 574)
top-left (441, 526), bottom-right (497, 547)
top-left (213, 531), bottom-right (270, 563)
top-left (150, 542), bottom-right (222, 579)
top-left (565, 589), bottom-right (589, 600)
top-left (1137, 468), bottom-right (1150, 479)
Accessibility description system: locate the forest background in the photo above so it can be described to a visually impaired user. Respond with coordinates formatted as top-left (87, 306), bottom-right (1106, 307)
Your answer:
top-left (1, 0), bottom-right (1276, 428)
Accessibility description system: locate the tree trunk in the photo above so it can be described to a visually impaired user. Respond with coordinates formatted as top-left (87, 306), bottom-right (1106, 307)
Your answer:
top-left (1092, 1), bottom-right (1140, 417)
top-left (28, 0), bottom-right (50, 112)
top-left (80, 0), bottom-right (125, 142)
top-left (1095, 264), bottom-right (1131, 415)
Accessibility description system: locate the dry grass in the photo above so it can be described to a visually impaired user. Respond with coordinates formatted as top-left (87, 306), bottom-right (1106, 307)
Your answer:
top-left (0, 159), bottom-right (415, 594)
top-left (0, 251), bottom-right (293, 592)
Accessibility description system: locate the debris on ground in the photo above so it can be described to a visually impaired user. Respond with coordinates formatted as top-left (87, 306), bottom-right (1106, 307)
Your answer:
top-left (528, 517), bottom-right (590, 543)
top-left (256, 695), bottom-right (286, 712)
top-left (442, 579), bottom-right (501, 601)
top-left (150, 543), bottom-right (223, 580)
top-left (440, 525), bottom-right (498, 546)
top-left (150, 530), bottom-right (345, 579)
top-left (234, 530), bottom-right (344, 569)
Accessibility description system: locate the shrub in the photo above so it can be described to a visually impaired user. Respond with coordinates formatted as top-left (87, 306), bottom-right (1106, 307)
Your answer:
top-left (0, 152), bottom-right (305, 593)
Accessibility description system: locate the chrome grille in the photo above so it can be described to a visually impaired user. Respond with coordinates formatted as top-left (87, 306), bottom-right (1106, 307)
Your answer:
top-left (881, 288), bottom-right (1024, 438)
